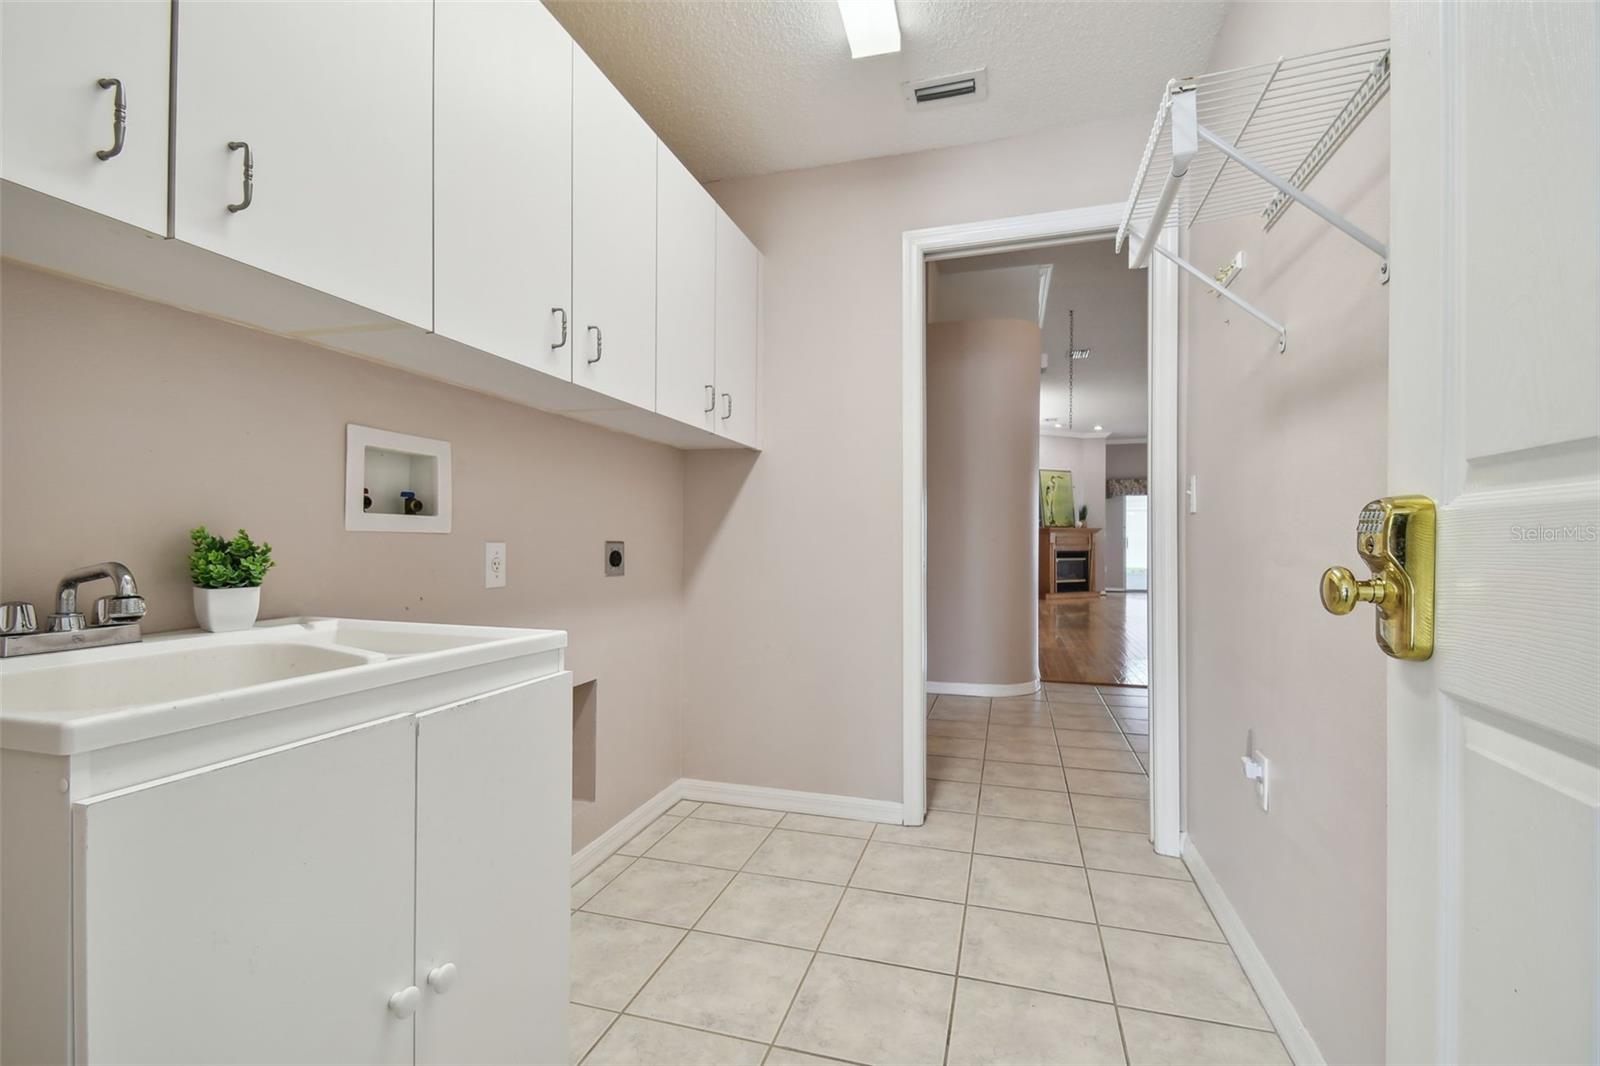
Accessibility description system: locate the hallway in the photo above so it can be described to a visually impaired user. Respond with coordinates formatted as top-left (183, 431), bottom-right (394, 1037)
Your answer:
top-left (566, 684), bottom-right (1287, 1064)
top-left (1039, 593), bottom-right (1148, 687)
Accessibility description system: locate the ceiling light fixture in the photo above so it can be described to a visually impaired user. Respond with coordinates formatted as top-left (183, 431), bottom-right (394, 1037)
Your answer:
top-left (837, 0), bottom-right (901, 59)
top-left (1094, 425), bottom-right (1103, 432)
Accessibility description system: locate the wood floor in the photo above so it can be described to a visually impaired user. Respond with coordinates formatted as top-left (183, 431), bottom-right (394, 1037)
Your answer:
top-left (1038, 592), bottom-right (1148, 687)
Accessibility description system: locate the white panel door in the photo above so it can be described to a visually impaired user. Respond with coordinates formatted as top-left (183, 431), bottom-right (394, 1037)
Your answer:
top-left (73, 718), bottom-right (417, 1065)
top-left (173, 1), bottom-right (431, 328)
top-left (572, 46), bottom-right (657, 408)
top-left (714, 209), bottom-right (759, 446)
top-left (435, 0), bottom-right (572, 376)
top-left (1389, 4), bottom-right (1599, 1063)
top-left (415, 675), bottom-right (572, 1066)
top-left (655, 143), bottom-right (717, 430)
top-left (1, 0), bottom-right (169, 235)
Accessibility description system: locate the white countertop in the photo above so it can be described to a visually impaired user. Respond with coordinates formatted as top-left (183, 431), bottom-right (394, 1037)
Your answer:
top-left (0, 617), bottom-right (566, 756)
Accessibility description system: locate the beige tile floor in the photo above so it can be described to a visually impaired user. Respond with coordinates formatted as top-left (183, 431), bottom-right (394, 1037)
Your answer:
top-left (568, 684), bottom-right (1290, 1065)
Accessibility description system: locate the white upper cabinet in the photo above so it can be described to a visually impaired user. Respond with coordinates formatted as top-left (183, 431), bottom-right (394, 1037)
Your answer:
top-left (1, 0), bottom-right (170, 235)
top-left (572, 46), bottom-right (657, 408)
top-left (715, 209), bottom-right (760, 447)
top-left (173, 0), bottom-right (432, 328)
top-left (655, 143), bottom-right (718, 431)
top-left (434, 0), bottom-right (572, 377)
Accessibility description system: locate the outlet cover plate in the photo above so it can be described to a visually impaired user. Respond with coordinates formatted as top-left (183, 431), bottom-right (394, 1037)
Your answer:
top-left (485, 542), bottom-right (506, 588)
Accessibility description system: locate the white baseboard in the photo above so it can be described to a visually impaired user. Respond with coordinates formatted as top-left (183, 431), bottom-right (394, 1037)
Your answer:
top-left (572, 778), bottom-right (903, 883)
top-left (926, 678), bottom-right (1040, 697)
top-left (570, 781), bottom-right (681, 882)
top-left (677, 779), bottom-right (903, 825)
top-left (1182, 835), bottom-right (1325, 1066)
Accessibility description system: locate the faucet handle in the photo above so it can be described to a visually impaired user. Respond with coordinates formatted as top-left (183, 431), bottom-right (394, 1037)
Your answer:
top-left (1, 602), bottom-right (38, 635)
top-left (95, 595), bottom-right (146, 625)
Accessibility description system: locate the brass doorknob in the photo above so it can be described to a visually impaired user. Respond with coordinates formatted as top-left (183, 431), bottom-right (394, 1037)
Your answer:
top-left (1320, 566), bottom-right (1386, 615)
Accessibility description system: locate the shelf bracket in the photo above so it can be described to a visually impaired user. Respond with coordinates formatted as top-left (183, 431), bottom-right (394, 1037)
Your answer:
top-left (1131, 227), bottom-right (1288, 353)
top-left (1130, 89), bottom-right (1196, 271)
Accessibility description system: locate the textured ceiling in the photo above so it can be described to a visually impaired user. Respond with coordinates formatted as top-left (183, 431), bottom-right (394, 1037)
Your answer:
top-left (936, 240), bottom-right (1148, 440)
top-left (546, 0), bottom-right (1227, 181)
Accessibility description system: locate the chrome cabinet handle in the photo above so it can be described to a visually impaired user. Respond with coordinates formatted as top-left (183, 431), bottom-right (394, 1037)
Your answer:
top-left (722, 393), bottom-right (732, 420)
top-left (95, 77), bottom-right (126, 160)
top-left (704, 384), bottom-right (715, 413)
top-left (586, 325), bottom-right (602, 364)
top-left (226, 141), bottom-right (253, 212)
top-left (552, 308), bottom-right (568, 350)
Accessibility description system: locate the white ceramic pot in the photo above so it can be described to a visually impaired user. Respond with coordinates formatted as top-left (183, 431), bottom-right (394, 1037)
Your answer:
top-left (193, 586), bottom-right (261, 633)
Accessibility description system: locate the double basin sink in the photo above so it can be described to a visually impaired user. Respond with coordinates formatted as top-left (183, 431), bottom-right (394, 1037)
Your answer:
top-left (0, 617), bottom-right (566, 755)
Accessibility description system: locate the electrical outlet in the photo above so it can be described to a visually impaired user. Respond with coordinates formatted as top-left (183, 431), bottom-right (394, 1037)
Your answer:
top-left (604, 541), bottom-right (625, 577)
top-left (484, 542), bottom-right (506, 589)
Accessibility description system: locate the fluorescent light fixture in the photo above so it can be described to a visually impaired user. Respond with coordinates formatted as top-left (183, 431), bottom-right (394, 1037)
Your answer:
top-left (837, 0), bottom-right (900, 58)
top-left (1094, 425), bottom-right (1103, 431)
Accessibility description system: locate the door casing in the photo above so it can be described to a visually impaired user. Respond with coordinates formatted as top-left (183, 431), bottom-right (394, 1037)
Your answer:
top-left (899, 205), bottom-right (1182, 854)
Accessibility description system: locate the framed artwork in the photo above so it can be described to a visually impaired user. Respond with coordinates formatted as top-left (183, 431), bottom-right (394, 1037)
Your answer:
top-left (1040, 469), bottom-right (1075, 527)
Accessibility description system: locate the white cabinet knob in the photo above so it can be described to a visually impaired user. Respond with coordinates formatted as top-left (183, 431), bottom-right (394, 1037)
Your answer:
top-left (387, 985), bottom-right (422, 1019)
top-left (426, 962), bottom-right (459, 994)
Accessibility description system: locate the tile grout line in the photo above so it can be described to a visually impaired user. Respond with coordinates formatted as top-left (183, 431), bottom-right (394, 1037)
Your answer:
top-left (763, 806), bottom-right (878, 1063)
top-left (581, 809), bottom-right (783, 1063)
top-left (1084, 687), bottom-right (1134, 1065)
top-left (936, 696), bottom-right (990, 1064)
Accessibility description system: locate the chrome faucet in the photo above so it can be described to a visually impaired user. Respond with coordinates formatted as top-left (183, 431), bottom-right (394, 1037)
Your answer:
top-left (1, 561), bottom-right (146, 657)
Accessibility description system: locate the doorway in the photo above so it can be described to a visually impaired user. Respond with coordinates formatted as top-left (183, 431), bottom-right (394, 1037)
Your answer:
top-left (901, 205), bottom-right (1181, 856)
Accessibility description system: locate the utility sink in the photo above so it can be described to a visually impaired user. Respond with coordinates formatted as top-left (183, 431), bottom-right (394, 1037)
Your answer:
top-left (0, 617), bottom-right (566, 755)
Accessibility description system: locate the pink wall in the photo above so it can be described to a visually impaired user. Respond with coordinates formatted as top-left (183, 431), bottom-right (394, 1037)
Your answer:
top-left (683, 114), bottom-right (1150, 800)
top-left (0, 264), bottom-right (688, 853)
top-left (926, 320), bottom-right (1041, 689)
top-left (1180, 3), bottom-right (1390, 1060)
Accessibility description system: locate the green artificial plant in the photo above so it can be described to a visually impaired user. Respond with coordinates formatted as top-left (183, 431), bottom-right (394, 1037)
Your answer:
top-left (188, 526), bottom-right (276, 589)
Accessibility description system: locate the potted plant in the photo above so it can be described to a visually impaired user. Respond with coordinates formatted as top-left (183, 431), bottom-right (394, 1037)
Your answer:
top-left (188, 526), bottom-right (275, 632)
top-left (1077, 504), bottom-right (1089, 528)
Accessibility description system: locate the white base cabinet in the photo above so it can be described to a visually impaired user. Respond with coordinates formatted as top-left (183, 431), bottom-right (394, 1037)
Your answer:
top-left (1, 632), bottom-right (570, 1066)
top-left (75, 716), bottom-right (421, 1065)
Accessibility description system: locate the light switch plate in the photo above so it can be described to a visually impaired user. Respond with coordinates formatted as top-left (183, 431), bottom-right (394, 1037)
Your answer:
top-left (604, 541), bottom-right (625, 576)
top-left (1187, 474), bottom-right (1199, 514)
top-left (485, 542), bottom-right (506, 588)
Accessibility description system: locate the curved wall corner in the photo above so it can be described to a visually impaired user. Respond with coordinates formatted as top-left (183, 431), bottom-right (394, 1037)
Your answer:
top-left (926, 318), bottom-right (1041, 691)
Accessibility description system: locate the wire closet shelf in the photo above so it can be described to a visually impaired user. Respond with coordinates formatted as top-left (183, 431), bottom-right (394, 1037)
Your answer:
top-left (1115, 39), bottom-right (1391, 352)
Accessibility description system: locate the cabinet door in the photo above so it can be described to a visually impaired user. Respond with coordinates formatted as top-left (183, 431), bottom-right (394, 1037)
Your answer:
top-left (435, 0), bottom-right (572, 376)
top-left (715, 210), bottom-right (760, 447)
top-left (415, 674), bottom-right (573, 1066)
top-left (173, 1), bottom-right (431, 328)
top-left (655, 143), bottom-right (717, 430)
top-left (572, 46), bottom-right (657, 408)
top-left (1, 0), bottom-right (170, 235)
top-left (73, 717), bottom-right (416, 1065)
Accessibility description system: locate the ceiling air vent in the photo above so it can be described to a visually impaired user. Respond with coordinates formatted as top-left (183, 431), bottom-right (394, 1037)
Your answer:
top-left (903, 68), bottom-right (988, 111)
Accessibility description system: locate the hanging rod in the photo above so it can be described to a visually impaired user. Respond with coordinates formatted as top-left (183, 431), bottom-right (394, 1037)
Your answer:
top-left (1115, 40), bottom-right (1391, 352)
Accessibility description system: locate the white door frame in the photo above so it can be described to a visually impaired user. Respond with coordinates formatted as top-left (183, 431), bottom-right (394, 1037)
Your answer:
top-left (900, 204), bottom-right (1182, 855)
